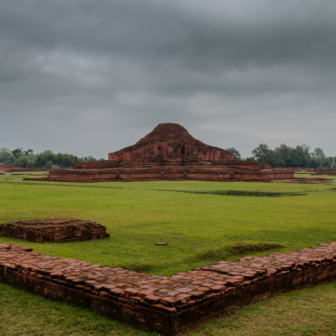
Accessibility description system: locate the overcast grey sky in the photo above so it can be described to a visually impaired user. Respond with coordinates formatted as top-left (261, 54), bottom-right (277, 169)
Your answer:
top-left (0, 0), bottom-right (335, 158)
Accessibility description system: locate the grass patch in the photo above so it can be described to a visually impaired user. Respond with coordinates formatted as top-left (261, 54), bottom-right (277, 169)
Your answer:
top-left (120, 241), bottom-right (286, 272)
top-left (190, 241), bottom-right (285, 262)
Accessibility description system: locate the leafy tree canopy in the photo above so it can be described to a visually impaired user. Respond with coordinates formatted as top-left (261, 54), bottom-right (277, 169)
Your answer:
top-left (0, 148), bottom-right (99, 168)
top-left (226, 147), bottom-right (241, 160)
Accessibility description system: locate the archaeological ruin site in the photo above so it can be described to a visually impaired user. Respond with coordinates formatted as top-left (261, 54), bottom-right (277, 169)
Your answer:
top-left (2, 242), bottom-right (336, 334)
top-left (25, 123), bottom-right (294, 182)
top-left (1, 124), bottom-right (335, 334)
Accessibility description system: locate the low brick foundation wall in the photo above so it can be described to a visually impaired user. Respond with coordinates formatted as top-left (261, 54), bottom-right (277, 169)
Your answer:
top-left (1, 243), bottom-right (336, 334)
top-left (315, 169), bottom-right (336, 176)
top-left (24, 168), bottom-right (294, 183)
top-left (0, 218), bottom-right (110, 242)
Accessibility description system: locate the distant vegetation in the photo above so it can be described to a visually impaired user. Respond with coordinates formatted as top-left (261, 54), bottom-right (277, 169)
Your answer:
top-left (228, 144), bottom-right (335, 168)
top-left (0, 147), bottom-right (105, 168)
top-left (0, 144), bottom-right (334, 169)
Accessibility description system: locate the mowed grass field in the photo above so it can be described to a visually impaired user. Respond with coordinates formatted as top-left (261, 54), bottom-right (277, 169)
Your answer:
top-left (1, 172), bottom-right (336, 335)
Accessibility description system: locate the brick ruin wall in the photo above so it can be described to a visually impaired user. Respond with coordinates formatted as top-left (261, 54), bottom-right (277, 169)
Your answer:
top-left (2, 243), bottom-right (336, 334)
top-left (108, 123), bottom-right (234, 162)
top-left (315, 169), bottom-right (336, 175)
top-left (24, 168), bottom-right (293, 183)
top-left (0, 218), bottom-right (110, 242)
top-left (0, 164), bottom-right (49, 173)
top-left (108, 141), bottom-right (234, 162)
top-left (73, 160), bottom-right (271, 170)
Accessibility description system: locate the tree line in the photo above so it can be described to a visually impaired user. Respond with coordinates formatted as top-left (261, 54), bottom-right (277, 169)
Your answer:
top-left (227, 144), bottom-right (335, 168)
top-left (1, 144), bottom-right (334, 169)
top-left (0, 148), bottom-right (104, 168)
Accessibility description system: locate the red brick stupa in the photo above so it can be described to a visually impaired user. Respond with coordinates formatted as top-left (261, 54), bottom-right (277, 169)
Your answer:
top-left (26, 123), bottom-right (293, 182)
top-left (108, 123), bottom-right (234, 163)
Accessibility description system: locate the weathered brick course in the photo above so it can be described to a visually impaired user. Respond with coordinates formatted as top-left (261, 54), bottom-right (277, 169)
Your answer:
top-left (26, 167), bottom-right (293, 182)
top-left (0, 218), bottom-right (110, 242)
top-left (1, 243), bottom-right (336, 334)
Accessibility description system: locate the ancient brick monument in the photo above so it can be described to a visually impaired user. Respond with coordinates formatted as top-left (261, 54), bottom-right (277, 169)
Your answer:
top-left (0, 218), bottom-right (110, 242)
top-left (1, 242), bottom-right (336, 334)
top-left (24, 123), bottom-right (294, 182)
top-left (108, 123), bottom-right (234, 162)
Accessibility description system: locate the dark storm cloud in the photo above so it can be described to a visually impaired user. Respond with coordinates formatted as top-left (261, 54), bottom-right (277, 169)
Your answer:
top-left (0, 0), bottom-right (335, 157)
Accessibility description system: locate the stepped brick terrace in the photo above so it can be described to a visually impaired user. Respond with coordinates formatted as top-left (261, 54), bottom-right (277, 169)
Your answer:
top-left (27, 167), bottom-right (293, 182)
top-left (0, 163), bottom-right (48, 173)
top-left (0, 218), bottom-right (110, 242)
top-left (1, 243), bottom-right (336, 334)
top-left (24, 123), bottom-right (294, 182)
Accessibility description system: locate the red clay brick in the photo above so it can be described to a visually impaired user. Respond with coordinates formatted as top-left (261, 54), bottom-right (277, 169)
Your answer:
top-left (2, 243), bottom-right (336, 334)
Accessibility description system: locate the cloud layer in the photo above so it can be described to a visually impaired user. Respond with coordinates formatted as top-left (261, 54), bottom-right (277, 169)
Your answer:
top-left (1, 0), bottom-right (335, 157)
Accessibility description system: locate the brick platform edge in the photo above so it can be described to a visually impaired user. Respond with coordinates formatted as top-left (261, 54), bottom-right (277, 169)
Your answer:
top-left (23, 168), bottom-right (294, 183)
top-left (1, 243), bottom-right (336, 335)
top-left (0, 218), bottom-right (110, 243)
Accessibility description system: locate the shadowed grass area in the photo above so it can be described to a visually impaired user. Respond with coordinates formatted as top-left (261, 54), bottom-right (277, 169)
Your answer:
top-left (1, 172), bottom-right (336, 334)
top-left (151, 189), bottom-right (306, 197)
top-left (189, 241), bottom-right (286, 263)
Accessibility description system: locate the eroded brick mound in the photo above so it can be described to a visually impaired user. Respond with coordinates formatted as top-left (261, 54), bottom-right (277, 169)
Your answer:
top-left (1, 243), bottom-right (336, 334)
top-left (108, 123), bottom-right (234, 162)
top-left (0, 218), bottom-right (110, 242)
top-left (35, 122), bottom-right (280, 181)
top-left (0, 163), bottom-right (16, 172)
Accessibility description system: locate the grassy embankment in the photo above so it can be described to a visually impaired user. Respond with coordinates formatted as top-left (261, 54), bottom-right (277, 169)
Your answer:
top-left (1, 172), bottom-right (336, 335)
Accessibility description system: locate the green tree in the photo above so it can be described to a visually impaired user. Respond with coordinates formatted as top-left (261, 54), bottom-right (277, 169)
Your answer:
top-left (27, 159), bottom-right (36, 168)
top-left (12, 148), bottom-right (23, 159)
top-left (293, 145), bottom-right (311, 167)
top-left (61, 154), bottom-right (74, 167)
top-left (36, 150), bottom-right (56, 168)
top-left (226, 147), bottom-right (241, 160)
top-left (311, 147), bottom-right (326, 160)
top-left (252, 144), bottom-right (273, 163)
top-left (0, 148), bottom-right (14, 164)
top-left (311, 147), bottom-right (327, 168)
top-left (45, 161), bottom-right (53, 169)
top-left (24, 149), bottom-right (34, 156)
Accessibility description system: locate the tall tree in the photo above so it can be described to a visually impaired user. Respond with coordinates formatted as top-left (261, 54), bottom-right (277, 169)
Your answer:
top-left (252, 144), bottom-right (273, 163)
top-left (0, 147), bottom-right (14, 164)
top-left (226, 147), bottom-right (241, 160)
top-left (11, 148), bottom-right (23, 159)
top-left (311, 147), bottom-right (326, 160)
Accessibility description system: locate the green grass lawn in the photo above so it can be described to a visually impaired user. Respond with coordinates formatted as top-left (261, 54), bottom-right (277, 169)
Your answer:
top-left (1, 173), bottom-right (336, 335)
